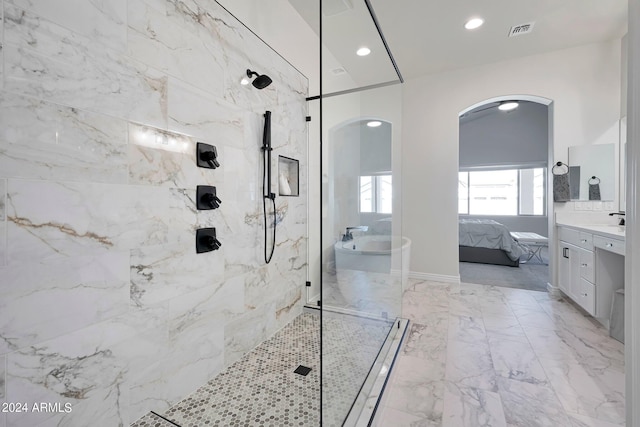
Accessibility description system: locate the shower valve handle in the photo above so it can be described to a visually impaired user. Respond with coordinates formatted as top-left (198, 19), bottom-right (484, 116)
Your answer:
top-left (196, 143), bottom-right (220, 170)
top-left (201, 235), bottom-right (221, 250)
top-left (200, 150), bottom-right (220, 169)
top-left (201, 193), bottom-right (221, 209)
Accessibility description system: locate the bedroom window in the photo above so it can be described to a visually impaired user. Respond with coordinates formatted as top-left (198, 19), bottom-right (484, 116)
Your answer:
top-left (458, 167), bottom-right (545, 216)
top-left (360, 174), bottom-right (392, 214)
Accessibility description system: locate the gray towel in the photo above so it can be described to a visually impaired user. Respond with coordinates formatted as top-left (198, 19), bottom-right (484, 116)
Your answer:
top-left (553, 173), bottom-right (570, 202)
top-left (589, 183), bottom-right (601, 200)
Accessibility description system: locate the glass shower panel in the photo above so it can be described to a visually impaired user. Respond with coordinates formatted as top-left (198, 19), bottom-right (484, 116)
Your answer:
top-left (319, 1), bottom-right (404, 424)
top-left (320, 85), bottom-right (404, 425)
top-left (320, 0), bottom-right (400, 94)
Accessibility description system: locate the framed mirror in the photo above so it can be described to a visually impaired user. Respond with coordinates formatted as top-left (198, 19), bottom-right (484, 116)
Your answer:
top-left (568, 143), bottom-right (615, 201)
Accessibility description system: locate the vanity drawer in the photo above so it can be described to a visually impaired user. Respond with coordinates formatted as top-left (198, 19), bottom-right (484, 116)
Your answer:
top-left (593, 235), bottom-right (625, 256)
top-left (579, 249), bottom-right (594, 282)
top-left (576, 278), bottom-right (596, 315)
top-left (577, 232), bottom-right (593, 250)
top-left (558, 227), bottom-right (580, 246)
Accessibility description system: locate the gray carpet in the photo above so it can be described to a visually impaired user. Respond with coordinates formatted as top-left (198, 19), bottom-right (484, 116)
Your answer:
top-left (459, 248), bottom-right (549, 292)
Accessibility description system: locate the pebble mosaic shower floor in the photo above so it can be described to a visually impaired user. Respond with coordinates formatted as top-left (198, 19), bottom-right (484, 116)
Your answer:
top-left (131, 311), bottom-right (393, 427)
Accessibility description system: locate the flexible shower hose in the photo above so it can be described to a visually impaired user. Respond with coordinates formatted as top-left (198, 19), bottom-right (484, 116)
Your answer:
top-left (263, 149), bottom-right (276, 264)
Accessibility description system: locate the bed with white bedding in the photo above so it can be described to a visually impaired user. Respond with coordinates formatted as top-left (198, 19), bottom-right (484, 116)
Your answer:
top-left (458, 219), bottom-right (526, 267)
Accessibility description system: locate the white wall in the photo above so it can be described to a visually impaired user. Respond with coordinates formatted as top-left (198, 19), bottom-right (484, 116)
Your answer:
top-left (403, 40), bottom-right (622, 278)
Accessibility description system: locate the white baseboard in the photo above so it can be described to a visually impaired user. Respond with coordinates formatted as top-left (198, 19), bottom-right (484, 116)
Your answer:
top-left (546, 282), bottom-right (561, 297)
top-left (408, 271), bottom-right (460, 284)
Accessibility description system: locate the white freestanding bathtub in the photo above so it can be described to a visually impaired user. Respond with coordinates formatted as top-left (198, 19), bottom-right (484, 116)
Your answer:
top-left (333, 235), bottom-right (411, 317)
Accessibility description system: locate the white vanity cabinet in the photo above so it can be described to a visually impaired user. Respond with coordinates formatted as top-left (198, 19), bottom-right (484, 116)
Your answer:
top-left (557, 227), bottom-right (596, 314)
top-left (556, 224), bottom-right (625, 325)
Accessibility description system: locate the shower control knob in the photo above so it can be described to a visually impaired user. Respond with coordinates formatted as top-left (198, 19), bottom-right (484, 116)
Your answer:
top-left (200, 151), bottom-right (220, 168)
top-left (201, 193), bottom-right (222, 209)
top-left (196, 185), bottom-right (221, 210)
top-left (196, 142), bottom-right (220, 169)
top-left (196, 228), bottom-right (221, 253)
top-left (201, 235), bottom-right (222, 251)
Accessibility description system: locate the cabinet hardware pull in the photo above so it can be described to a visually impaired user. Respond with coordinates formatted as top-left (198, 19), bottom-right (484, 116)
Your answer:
top-left (581, 263), bottom-right (587, 267)
top-left (582, 293), bottom-right (588, 297)
top-left (606, 243), bottom-right (613, 248)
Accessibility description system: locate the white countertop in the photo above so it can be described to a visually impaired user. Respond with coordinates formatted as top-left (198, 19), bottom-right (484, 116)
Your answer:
top-left (556, 222), bottom-right (625, 239)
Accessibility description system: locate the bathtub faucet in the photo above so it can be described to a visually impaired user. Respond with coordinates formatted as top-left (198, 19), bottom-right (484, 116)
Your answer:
top-left (342, 226), bottom-right (368, 241)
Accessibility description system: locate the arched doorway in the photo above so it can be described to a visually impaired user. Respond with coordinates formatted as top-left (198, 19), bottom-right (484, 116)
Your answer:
top-left (458, 96), bottom-right (553, 291)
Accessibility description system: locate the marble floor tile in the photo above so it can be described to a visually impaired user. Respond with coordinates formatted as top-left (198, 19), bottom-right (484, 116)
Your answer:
top-left (408, 280), bottom-right (451, 294)
top-left (402, 316), bottom-right (448, 362)
top-left (403, 289), bottom-right (449, 320)
top-left (374, 406), bottom-right (440, 427)
top-left (496, 287), bottom-right (545, 309)
top-left (530, 291), bottom-right (553, 302)
top-left (568, 412), bottom-right (624, 427)
top-left (536, 298), bottom-right (603, 332)
top-left (497, 377), bottom-right (571, 427)
top-left (442, 382), bottom-right (507, 427)
top-left (482, 313), bottom-right (528, 343)
top-left (486, 329), bottom-right (531, 346)
top-left (458, 282), bottom-right (490, 295)
top-left (376, 279), bottom-right (625, 427)
top-left (521, 322), bottom-right (574, 351)
top-left (539, 358), bottom-right (625, 425)
top-left (525, 323), bottom-right (624, 374)
top-left (448, 293), bottom-right (482, 317)
top-left (477, 297), bottom-right (515, 316)
top-left (384, 375), bottom-right (445, 424)
top-left (510, 305), bottom-right (559, 330)
top-left (446, 339), bottom-right (497, 392)
top-left (448, 314), bottom-right (487, 343)
top-left (392, 354), bottom-right (446, 385)
top-left (384, 354), bottom-right (446, 423)
top-left (488, 337), bottom-right (550, 386)
top-left (553, 324), bottom-right (625, 373)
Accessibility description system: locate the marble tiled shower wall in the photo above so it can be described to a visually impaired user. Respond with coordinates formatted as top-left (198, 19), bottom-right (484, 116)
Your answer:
top-left (0, 1), bottom-right (308, 425)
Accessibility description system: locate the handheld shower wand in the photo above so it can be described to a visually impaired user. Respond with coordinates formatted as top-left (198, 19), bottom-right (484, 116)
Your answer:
top-left (263, 111), bottom-right (274, 200)
top-left (262, 111), bottom-right (276, 264)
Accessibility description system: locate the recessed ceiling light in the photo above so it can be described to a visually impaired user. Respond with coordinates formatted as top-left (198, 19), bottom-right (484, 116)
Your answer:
top-left (498, 101), bottom-right (519, 111)
top-left (367, 121), bottom-right (382, 127)
top-left (464, 18), bottom-right (484, 30)
top-left (356, 47), bottom-right (371, 56)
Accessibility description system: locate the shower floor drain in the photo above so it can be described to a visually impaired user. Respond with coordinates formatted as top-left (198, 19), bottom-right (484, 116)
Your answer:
top-left (294, 365), bottom-right (312, 376)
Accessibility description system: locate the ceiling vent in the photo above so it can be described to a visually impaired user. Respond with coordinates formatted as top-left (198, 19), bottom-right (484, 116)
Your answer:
top-left (322, 0), bottom-right (353, 17)
top-left (508, 22), bottom-right (535, 37)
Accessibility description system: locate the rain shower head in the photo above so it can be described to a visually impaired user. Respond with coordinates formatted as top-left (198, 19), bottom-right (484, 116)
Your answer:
top-left (246, 69), bottom-right (272, 89)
